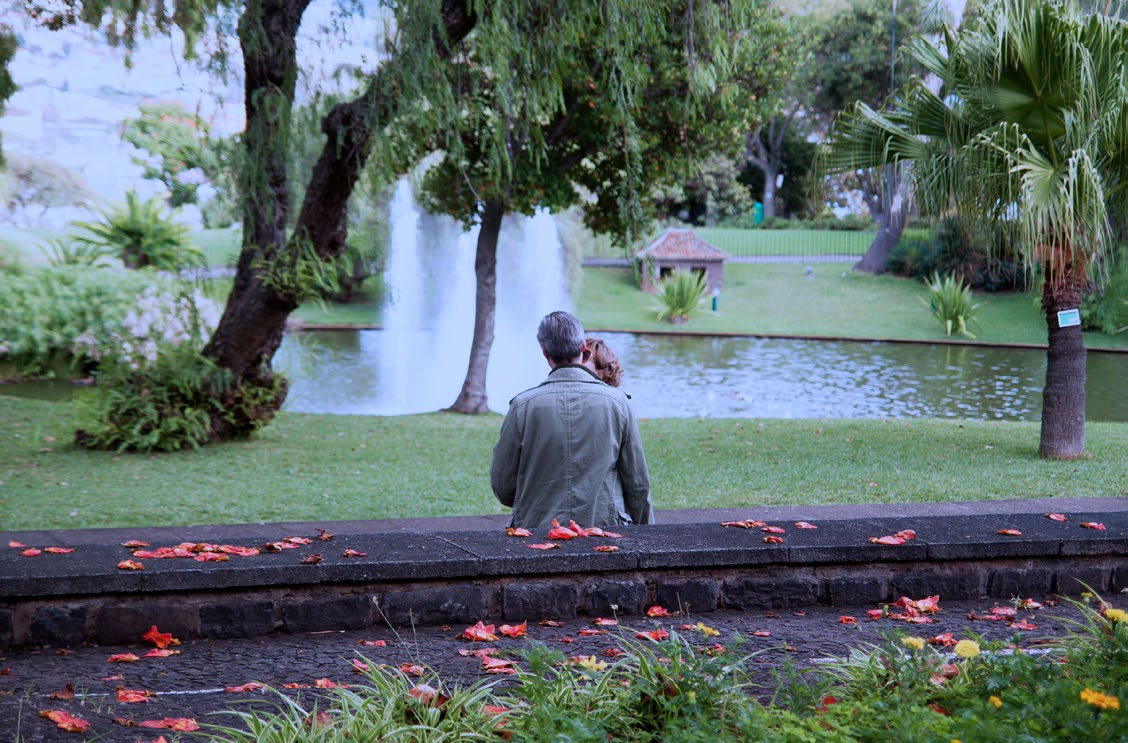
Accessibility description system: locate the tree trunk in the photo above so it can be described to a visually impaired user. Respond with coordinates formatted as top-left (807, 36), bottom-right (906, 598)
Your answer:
top-left (853, 165), bottom-right (906, 274)
top-left (446, 199), bottom-right (504, 414)
top-left (1038, 263), bottom-right (1087, 459)
top-left (200, 0), bottom-right (478, 440)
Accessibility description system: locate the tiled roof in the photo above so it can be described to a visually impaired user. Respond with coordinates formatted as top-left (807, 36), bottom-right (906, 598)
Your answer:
top-left (637, 228), bottom-right (729, 260)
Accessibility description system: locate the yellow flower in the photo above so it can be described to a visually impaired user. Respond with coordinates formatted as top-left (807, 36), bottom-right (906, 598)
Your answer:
top-left (1105, 608), bottom-right (1128, 623)
top-left (695, 622), bottom-right (720, 638)
top-left (953, 640), bottom-right (980, 659)
top-left (1081, 688), bottom-right (1121, 710)
top-left (901, 637), bottom-right (926, 650)
top-left (575, 655), bottom-right (608, 672)
top-left (988, 696), bottom-right (1002, 708)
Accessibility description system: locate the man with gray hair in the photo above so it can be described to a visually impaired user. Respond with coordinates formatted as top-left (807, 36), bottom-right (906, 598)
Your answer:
top-left (490, 310), bottom-right (653, 529)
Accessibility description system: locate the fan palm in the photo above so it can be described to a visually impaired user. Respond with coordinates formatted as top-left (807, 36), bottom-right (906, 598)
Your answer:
top-left (825, 0), bottom-right (1128, 459)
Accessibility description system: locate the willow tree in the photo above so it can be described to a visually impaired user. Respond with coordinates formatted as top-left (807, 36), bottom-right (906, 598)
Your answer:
top-left (27, 0), bottom-right (743, 444)
top-left (410, 0), bottom-right (790, 413)
top-left (826, 0), bottom-right (1128, 459)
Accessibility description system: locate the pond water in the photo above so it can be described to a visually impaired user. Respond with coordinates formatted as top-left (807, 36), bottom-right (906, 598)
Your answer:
top-left (272, 329), bottom-right (1128, 422)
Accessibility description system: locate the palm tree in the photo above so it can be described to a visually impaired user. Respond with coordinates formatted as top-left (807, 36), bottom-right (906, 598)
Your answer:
top-left (825, 0), bottom-right (1128, 460)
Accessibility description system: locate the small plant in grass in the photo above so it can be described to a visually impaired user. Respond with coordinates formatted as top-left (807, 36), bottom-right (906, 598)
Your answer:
top-left (923, 272), bottom-right (980, 338)
top-left (37, 236), bottom-right (115, 268)
top-left (71, 191), bottom-right (203, 271)
top-left (654, 270), bottom-right (708, 324)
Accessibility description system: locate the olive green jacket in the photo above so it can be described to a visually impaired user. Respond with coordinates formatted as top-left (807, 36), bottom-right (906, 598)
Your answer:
top-left (490, 365), bottom-right (653, 529)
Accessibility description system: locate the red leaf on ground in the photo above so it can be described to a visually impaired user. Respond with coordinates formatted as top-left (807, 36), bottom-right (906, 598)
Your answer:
top-left (721, 519), bottom-right (766, 529)
top-left (120, 539), bottom-right (150, 548)
top-left (20, 549), bottom-right (41, 557)
top-left (499, 621), bottom-right (527, 638)
top-left (140, 718), bottom-right (200, 731)
top-left (990, 606), bottom-right (1017, 618)
top-left (866, 609), bottom-right (885, 620)
top-left (143, 649), bottom-right (179, 658)
top-left (1012, 620), bottom-right (1038, 630)
top-left (220, 545), bottom-right (260, 557)
top-left (839, 616), bottom-right (858, 625)
top-left (117, 688), bottom-right (153, 703)
top-left (117, 560), bottom-right (144, 570)
top-left (869, 536), bottom-right (906, 546)
top-left (50, 683), bottom-right (75, 700)
top-left (795, 521), bottom-right (818, 529)
top-left (224, 682), bottom-right (262, 692)
top-left (463, 621), bottom-right (499, 642)
top-left (342, 549), bottom-right (367, 557)
top-left (525, 542), bottom-right (560, 550)
top-left (8, 541), bottom-right (26, 548)
top-left (300, 554), bottom-right (323, 564)
top-left (282, 682), bottom-right (311, 689)
top-left (142, 626), bottom-right (179, 649)
top-left (1080, 522), bottom-right (1106, 530)
top-left (107, 653), bottom-right (140, 663)
top-left (578, 629), bottom-right (606, 636)
top-left (358, 639), bottom-right (387, 647)
top-left (593, 545), bottom-right (619, 552)
top-left (893, 529), bottom-right (917, 540)
top-left (539, 620), bottom-right (565, 627)
top-left (482, 656), bottom-right (518, 675)
top-left (646, 605), bottom-right (670, 617)
top-left (194, 551), bottom-right (229, 562)
top-left (352, 659), bottom-right (370, 673)
top-left (1046, 513), bottom-right (1068, 522)
top-left (285, 537), bottom-right (313, 546)
top-left (317, 528), bottom-right (335, 541)
top-left (599, 530), bottom-right (623, 538)
top-left (997, 529), bottom-right (1022, 536)
top-left (761, 526), bottom-right (786, 534)
top-left (636, 629), bottom-right (669, 642)
top-left (314, 678), bottom-right (343, 689)
top-left (547, 523), bottom-right (578, 540)
top-left (44, 547), bottom-right (75, 554)
top-left (39, 709), bottom-right (91, 733)
top-left (399, 663), bottom-right (427, 677)
top-left (505, 527), bottom-right (532, 537)
top-left (603, 647), bottom-right (626, 657)
top-left (929, 633), bottom-right (956, 646)
top-left (593, 617), bottom-right (618, 626)
top-left (763, 535), bottom-right (785, 544)
top-left (567, 520), bottom-right (591, 537)
top-left (752, 630), bottom-right (771, 637)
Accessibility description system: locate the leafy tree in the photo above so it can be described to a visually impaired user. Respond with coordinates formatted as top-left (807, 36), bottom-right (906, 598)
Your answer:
top-left (121, 101), bottom-right (219, 208)
top-left (411, 0), bottom-right (790, 412)
top-left (0, 24), bottom-right (16, 166)
top-left (826, 0), bottom-right (1128, 459)
top-left (30, 0), bottom-right (785, 442)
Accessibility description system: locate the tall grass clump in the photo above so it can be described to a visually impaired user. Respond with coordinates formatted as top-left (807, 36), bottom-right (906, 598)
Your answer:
top-left (923, 272), bottom-right (980, 338)
top-left (654, 270), bottom-right (708, 324)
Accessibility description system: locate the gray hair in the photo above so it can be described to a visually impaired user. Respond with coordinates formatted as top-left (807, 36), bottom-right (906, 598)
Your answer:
top-left (537, 310), bottom-right (585, 364)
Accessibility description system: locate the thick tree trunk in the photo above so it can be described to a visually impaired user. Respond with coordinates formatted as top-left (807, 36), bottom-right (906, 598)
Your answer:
top-left (446, 199), bottom-right (504, 414)
top-left (200, 0), bottom-right (478, 439)
top-left (853, 165), bottom-right (906, 274)
top-left (1038, 263), bottom-right (1087, 459)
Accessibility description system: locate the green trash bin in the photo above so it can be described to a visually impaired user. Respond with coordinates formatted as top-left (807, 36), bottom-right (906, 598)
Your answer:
top-left (753, 201), bottom-right (764, 224)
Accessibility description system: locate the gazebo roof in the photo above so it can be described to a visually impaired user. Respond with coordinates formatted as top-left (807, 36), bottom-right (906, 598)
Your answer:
top-left (637, 228), bottom-right (730, 261)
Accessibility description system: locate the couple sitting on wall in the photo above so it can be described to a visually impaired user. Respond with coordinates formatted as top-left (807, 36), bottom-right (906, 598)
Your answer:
top-left (490, 310), bottom-right (654, 530)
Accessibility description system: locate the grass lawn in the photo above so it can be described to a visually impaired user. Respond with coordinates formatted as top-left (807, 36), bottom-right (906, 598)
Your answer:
top-left (2, 396), bottom-right (1124, 531)
top-left (577, 264), bottom-right (1128, 349)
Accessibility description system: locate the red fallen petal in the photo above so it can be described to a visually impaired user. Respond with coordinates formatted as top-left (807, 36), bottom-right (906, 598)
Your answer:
top-left (1012, 619), bottom-right (1038, 630)
top-left (39, 709), bottom-right (91, 733)
top-left (1081, 522), bottom-right (1106, 530)
top-left (795, 521), bottom-right (818, 529)
top-left (505, 527), bottom-right (532, 538)
top-left (118, 559), bottom-right (145, 570)
top-left (869, 536), bottom-right (906, 546)
top-left (646, 605), bottom-right (670, 617)
top-left (578, 629), bottom-right (606, 636)
top-left (866, 609), bottom-right (885, 620)
top-left (997, 529), bottom-right (1022, 536)
top-left (752, 630), bottom-right (771, 637)
top-left (140, 718), bottom-right (200, 731)
top-left (499, 621), bottom-right (527, 638)
top-left (1046, 513), bottom-right (1068, 522)
top-left (481, 656), bottom-right (515, 671)
top-left (635, 628), bottom-right (669, 642)
top-left (547, 526), bottom-right (578, 540)
top-left (893, 529), bottom-right (917, 540)
top-left (568, 520), bottom-right (591, 537)
top-left (107, 653), bottom-right (140, 663)
top-left (763, 535), bottom-right (785, 544)
top-left (930, 633), bottom-right (956, 646)
top-left (343, 549), bottom-right (367, 557)
top-left (603, 647), bottom-right (626, 657)
top-left (117, 688), bottom-right (152, 703)
top-left (143, 648), bottom-right (179, 658)
top-left (990, 606), bottom-right (1017, 617)
top-left (593, 617), bottom-right (618, 626)
top-left (142, 626), bottom-right (179, 649)
top-left (282, 682), bottom-right (311, 689)
top-left (599, 530), bottom-right (623, 538)
top-left (43, 547), bottom-right (75, 554)
top-left (315, 678), bottom-right (342, 689)
top-left (463, 621), bottom-right (499, 642)
top-left (285, 537), bottom-right (313, 545)
top-left (8, 541), bottom-right (26, 548)
top-left (761, 526), bottom-right (786, 534)
top-left (839, 616), bottom-right (858, 625)
top-left (220, 545), bottom-right (260, 557)
top-left (224, 682), bottom-right (262, 692)
top-left (539, 620), bottom-right (565, 627)
top-left (121, 540), bottom-right (150, 548)
top-left (525, 542), bottom-right (560, 550)
top-left (50, 683), bottom-right (75, 700)
top-left (929, 704), bottom-right (950, 716)
top-left (458, 647), bottom-right (497, 658)
top-left (399, 663), bottom-right (426, 677)
top-left (582, 526), bottom-right (605, 536)
top-left (358, 639), bottom-right (387, 647)
top-left (1018, 598), bottom-right (1042, 609)
top-left (20, 549), bottom-right (41, 557)
top-left (194, 551), bottom-right (229, 562)
top-left (351, 659), bottom-right (370, 673)
top-left (721, 519), bottom-right (766, 529)
top-left (593, 545), bottom-right (619, 552)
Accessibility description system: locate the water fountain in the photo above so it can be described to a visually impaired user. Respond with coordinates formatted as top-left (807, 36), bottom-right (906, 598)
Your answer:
top-left (284, 178), bottom-right (572, 415)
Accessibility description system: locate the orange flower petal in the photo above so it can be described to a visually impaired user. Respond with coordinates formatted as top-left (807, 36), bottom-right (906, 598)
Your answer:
top-left (499, 621), bottom-right (527, 638)
top-left (997, 528), bottom-right (1022, 536)
top-left (794, 521), bottom-right (818, 529)
top-left (1045, 513), bottom-right (1068, 522)
top-left (525, 542), bottom-right (560, 550)
top-left (505, 527), bottom-right (532, 537)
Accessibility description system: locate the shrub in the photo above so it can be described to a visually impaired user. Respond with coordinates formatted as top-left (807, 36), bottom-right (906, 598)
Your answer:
top-left (653, 270), bottom-right (708, 324)
top-left (71, 191), bottom-right (203, 271)
top-left (923, 272), bottom-right (980, 338)
top-left (37, 236), bottom-right (115, 268)
top-left (886, 228), bottom-right (936, 278)
top-left (1082, 251), bottom-right (1128, 335)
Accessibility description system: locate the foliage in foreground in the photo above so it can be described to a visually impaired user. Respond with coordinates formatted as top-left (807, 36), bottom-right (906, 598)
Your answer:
top-left (200, 598), bottom-right (1128, 742)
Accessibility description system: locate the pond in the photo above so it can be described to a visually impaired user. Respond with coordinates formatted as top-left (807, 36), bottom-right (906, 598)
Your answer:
top-left (273, 329), bottom-right (1128, 422)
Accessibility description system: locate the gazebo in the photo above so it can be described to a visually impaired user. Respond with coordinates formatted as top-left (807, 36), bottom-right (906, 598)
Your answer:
top-left (635, 227), bottom-right (730, 294)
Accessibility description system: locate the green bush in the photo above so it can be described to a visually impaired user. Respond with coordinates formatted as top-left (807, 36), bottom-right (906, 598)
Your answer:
top-left (923, 272), bottom-right (981, 338)
top-left (653, 270), bottom-right (708, 324)
top-left (888, 218), bottom-right (1026, 291)
top-left (1082, 252), bottom-right (1128, 335)
top-left (71, 191), bottom-right (203, 271)
top-left (886, 228), bottom-right (936, 277)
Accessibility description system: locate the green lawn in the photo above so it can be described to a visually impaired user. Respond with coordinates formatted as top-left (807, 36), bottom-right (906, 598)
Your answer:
top-left (2, 396), bottom-right (1124, 531)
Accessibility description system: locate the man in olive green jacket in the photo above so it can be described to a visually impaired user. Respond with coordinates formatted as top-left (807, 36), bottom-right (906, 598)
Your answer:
top-left (490, 311), bottom-right (653, 529)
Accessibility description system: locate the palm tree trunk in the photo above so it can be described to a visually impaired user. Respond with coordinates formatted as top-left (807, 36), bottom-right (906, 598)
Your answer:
top-left (1038, 264), bottom-right (1087, 459)
top-left (446, 199), bottom-right (504, 413)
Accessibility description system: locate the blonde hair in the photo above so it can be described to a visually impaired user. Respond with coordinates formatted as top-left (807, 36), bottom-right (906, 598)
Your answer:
top-left (583, 337), bottom-right (622, 387)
